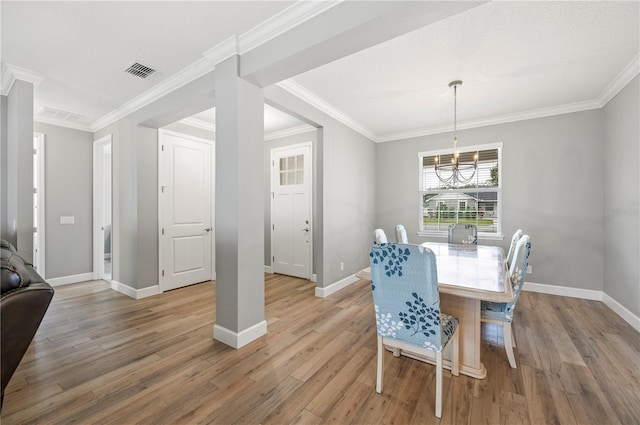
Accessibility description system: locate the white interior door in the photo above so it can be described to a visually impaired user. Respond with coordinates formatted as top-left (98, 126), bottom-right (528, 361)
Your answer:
top-left (159, 130), bottom-right (214, 291)
top-left (271, 143), bottom-right (312, 279)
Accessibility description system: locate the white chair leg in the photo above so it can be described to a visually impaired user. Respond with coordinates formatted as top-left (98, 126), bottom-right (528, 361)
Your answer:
top-left (392, 347), bottom-right (400, 357)
top-left (503, 322), bottom-right (517, 368)
top-left (435, 350), bottom-right (443, 418)
top-left (511, 324), bottom-right (517, 348)
top-left (451, 327), bottom-right (460, 377)
top-left (376, 336), bottom-right (384, 393)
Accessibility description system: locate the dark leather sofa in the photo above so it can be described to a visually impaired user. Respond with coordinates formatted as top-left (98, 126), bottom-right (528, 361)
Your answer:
top-left (1, 239), bottom-right (54, 409)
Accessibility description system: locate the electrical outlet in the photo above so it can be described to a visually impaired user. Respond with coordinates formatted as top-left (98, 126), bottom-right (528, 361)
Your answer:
top-left (527, 265), bottom-right (532, 274)
top-left (340, 262), bottom-right (344, 271)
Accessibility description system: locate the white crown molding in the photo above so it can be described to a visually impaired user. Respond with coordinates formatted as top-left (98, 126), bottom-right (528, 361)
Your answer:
top-left (264, 123), bottom-right (316, 141)
top-left (598, 53), bottom-right (640, 106)
top-left (1, 63), bottom-right (45, 95)
top-left (377, 99), bottom-right (603, 143)
top-left (91, 1), bottom-right (343, 133)
top-left (238, 0), bottom-right (343, 54)
top-left (177, 116), bottom-right (216, 132)
top-left (277, 79), bottom-right (377, 141)
top-left (90, 56), bottom-right (215, 132)
top-left (35, 117), bottom-right (92, 133)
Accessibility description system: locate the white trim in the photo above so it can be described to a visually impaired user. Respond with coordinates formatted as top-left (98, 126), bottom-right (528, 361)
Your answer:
top-left (1, 63), bottom-right (44, 96)
top-left (238, 1), bottom-right (342, 54)
top-left (33, 132), bottom-right (46, 278)
top-left (276, 79), bottom-right (377, 141)
top-left (523, 281), bottom-right (603, 300)
top-left (90, 2), bottom-right (342, 133)
top-left (599, 53), bottom-right (640, 106)
top-left (110, 280), bottom-right (160, 299)
top-left (417, 141), bottom-right (503, 158)
top-left (602, 292), bottom-right (640, 333)
top-left (264, 124), bottom-right (316, 141)
top-left (311, 273), bottom-right (317, 283)
top-left (34, 117), bottom-right (92, 132)
top-left (213, 321), bottom-right (268, 349)
top-left (47, 272), bottom-right (94, 287)
top-left (264, 265), bottom-right (273, 274)
top-left (93, 135), bottom-right (113, 281)
top-left (315, 274), bottom-right (358, 298)
top-left (523, 281), bottom-right (640, 332)
top-left (177, 116), bottom-right (216, 133)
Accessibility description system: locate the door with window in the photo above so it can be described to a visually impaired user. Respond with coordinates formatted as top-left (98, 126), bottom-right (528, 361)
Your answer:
top-left (271, 143), bottom-right (312, 279)
top-left (159, 130), bottom-right (214, 292)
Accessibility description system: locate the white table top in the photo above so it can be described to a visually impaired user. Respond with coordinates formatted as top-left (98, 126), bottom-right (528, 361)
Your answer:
top-left (357, 242), bottom-right (513, 302)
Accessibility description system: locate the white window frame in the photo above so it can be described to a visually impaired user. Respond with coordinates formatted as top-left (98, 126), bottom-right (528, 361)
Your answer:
top-left (417, 142), bottom-right (503, 241)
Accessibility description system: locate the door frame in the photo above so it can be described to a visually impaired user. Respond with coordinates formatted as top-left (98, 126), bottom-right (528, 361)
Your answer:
top-left (158, 129), bottom-right (215, 293)
top-left (270, 141), bottom-right (313, 279)
top-left (33, 132), bottom-right (46, 277)
top-left (92, 134), bottom-right (112, 281)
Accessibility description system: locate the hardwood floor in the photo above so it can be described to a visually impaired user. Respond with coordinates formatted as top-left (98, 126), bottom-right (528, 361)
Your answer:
top-left (3, 274), bottom-right (639, 424)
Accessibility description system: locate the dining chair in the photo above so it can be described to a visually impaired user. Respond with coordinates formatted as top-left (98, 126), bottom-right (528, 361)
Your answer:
top-left (369, 243), bottom-right (459, 418)
top-left (447, 224), bottom-right (477, 244)
top-left (395, 224), bottom-right (408, 244)
top-left (480, 234), bottom-right (531, 368)
top-left (506, 229), bottom-right (523, 268)
top-left (373, 228), bottom-right (388, 244)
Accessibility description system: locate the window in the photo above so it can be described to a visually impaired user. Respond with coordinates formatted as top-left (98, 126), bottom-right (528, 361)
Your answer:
top-left (418, 143), bottom-right (502, 239)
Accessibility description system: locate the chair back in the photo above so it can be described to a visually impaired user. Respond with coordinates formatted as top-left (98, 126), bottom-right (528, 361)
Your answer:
top-left (505, 234), bottom-right (531, 319)
top-left (447, 224), bottom-right (477, 244)
top-left (506, 229), bottom-right (523, 267)
top-left (395, 224), bottom-right (408, 244)
top-left (373, 229), bottom-right (388, 244)
top-left (370, 243), bottom-right (451, 351)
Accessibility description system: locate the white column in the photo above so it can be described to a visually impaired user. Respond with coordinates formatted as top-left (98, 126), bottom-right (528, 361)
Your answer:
top-left (213, 56), bottom-right (266, 348)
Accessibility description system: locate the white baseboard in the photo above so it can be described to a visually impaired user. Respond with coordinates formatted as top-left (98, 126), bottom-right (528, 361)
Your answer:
top-left (315, 273), bottom-right (358, 298)
top-left (602, 292), bottom-right (640, 332)
top-left (523, 281), bottom-right (603, 301)
top-left (524, 281), bottom-right (639, 332)
top-left (111, 280), bottom-right (160, 299)
top-left (47, 272), bottom-right (94, 287)
top-left (213, 320), bottom-right (267, 349)
top-left (264, 265), bottom-right (273, 274)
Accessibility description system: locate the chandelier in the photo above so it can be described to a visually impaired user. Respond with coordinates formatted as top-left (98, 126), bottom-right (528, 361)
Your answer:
top-left (434, 80), bottom-right (477, 186)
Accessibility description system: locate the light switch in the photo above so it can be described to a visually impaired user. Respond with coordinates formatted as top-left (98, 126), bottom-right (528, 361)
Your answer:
top-left (60, 216), bottom-right (75, 225)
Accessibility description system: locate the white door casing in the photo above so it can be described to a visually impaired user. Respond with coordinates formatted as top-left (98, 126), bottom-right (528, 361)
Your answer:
top-left (271, 142), bottom-right (312, 279)
top-left (33, 132), bottom-right (46, 277)
top-left (93, 134), bottom-right (112, 281)
top-left (159, 130), bottom-right (214, 292)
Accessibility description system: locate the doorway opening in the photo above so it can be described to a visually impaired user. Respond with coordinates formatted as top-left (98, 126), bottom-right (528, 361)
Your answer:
top-left (93, 135), bottom-right (112, 281)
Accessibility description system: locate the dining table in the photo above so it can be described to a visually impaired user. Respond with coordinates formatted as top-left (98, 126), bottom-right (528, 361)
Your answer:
top-left (356, 241), bottom-right (513, 379)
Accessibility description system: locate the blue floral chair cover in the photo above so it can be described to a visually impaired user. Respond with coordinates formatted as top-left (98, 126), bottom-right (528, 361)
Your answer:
top-left (506, 229), bottom-right (523, 268)
top-left (373, 228), bottom-right (388, 245)
top-left (481, 234), bottom-right (531, 368)
top-left (395, 224), bottom-right (408, 244)
top-left (447, 224), bottom-right (477, 244)
top-left (370, 243), bottom-right (459, 418)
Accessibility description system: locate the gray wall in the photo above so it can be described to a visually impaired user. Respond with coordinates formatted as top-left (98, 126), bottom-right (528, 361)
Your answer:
top-left (0, 95), bottom-right (8, 243)
top-left (603, 75), bottom-right (639, 316)
top-left (376, 109), bottom-right (605, 292)
top-left (264, 85), bottom-right (376, 288)
top-left (263, 130), bottom-right (318, 269)
top-left (94, 119), bottom-right (158, 289)
top-left (33, 122), bottom-right (93, 279)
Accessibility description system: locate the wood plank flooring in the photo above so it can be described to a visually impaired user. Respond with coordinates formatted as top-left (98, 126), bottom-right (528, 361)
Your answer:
top-left (2, 274), bottom-right (639, 424)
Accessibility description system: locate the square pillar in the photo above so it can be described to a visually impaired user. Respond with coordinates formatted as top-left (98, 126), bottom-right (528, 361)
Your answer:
top-left (213, 56), bottom-right (266, 348)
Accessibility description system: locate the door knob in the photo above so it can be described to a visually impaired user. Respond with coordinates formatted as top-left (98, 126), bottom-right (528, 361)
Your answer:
top-left (204, 228), bottom-right (212, 232)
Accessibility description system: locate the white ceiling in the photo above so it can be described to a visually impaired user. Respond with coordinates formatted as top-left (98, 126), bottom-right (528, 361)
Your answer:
top-left (2, 1), bottom-right (638, 141)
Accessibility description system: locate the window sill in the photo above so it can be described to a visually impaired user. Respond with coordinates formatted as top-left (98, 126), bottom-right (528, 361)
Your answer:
top-left (417, 232), bottom-right (504, 241)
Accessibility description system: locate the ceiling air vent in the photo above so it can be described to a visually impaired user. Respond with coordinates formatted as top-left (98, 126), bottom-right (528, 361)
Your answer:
top-left (38, 106), bottom-right (85, 122)
top-left (124, 62), bottom-right (156, 79)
